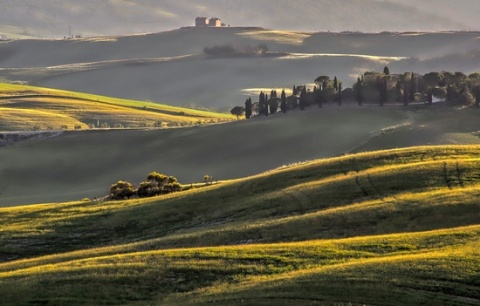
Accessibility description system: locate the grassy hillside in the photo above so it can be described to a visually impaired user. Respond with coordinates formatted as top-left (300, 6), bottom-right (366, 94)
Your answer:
top-left (0, 83), bottom-right (234, 131)
top-left (0, 105), bottom-right (407, 207)
top-left (0, 145), bottom-right (479, 305)
top-left (1, 104), bottom-right (480, 207)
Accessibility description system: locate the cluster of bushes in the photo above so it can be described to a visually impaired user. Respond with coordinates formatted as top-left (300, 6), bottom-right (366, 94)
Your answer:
top-left (109, 172), bottom-right (181, 200)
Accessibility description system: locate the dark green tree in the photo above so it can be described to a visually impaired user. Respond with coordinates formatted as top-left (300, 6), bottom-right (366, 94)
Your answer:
top-left (409, 72), bottom-right (416, 102)
top-left (280, 90), bottom-right (287, 113)
top-left (299, 87), bottom-right (307, 110)
top-left (333, 76), bottom-right (338, 90)
top-left (259, 92), bottom-right (267, 116)
top-left (244, 97), bottom-right (252, 119)
top-left (268, 98), bottom-right (278, 114)
top-left (354, 76), bottom-right (363, 106)
top-left (230, 106), bottom-right (245, 119)
top-left (338, 82), bottom-right (343, 106)
top-left (383, 66), bottom-right (390, 75)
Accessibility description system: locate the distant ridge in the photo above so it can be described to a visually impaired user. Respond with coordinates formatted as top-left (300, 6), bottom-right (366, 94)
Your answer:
top-left (0, 0), bottom-right (478, 38)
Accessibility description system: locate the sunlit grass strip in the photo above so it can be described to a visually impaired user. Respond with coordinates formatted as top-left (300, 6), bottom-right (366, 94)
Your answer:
top-left (0, 226), bottom-right (478, 305)
top-left (1, 224), bottom-right (478, 276)
top-left (0, 82), bottom-right (235, 120)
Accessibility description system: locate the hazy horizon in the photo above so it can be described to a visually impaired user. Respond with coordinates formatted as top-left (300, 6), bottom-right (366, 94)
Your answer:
top-left (1, 0), bottom-right (480, 38)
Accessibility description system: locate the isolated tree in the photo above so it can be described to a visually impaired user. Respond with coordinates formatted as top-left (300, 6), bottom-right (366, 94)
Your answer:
top-left (333, 76), bottom-right (338, 90)
top-left (109, 180), bottom-right (136, 200)
top-left (383, 66), bottom-right (390, 75)
top-left (244, 98), bottom-right (252, 119)
top-left (204, 175), bottom-right (213, 185)
top-left (280, 90), bottom-right (287, 113)
top-left (230, 106), bottom-right (245, 120)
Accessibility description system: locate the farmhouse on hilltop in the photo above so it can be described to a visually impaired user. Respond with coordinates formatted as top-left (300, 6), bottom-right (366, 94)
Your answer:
top-left (195, 17), bottom-right (224, 27)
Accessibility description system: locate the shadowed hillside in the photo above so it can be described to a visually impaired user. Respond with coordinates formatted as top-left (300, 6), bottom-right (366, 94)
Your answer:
top-left (0, 145), bottom-right (479, 305)
top-left (1, 104), bottom-right (480, 207)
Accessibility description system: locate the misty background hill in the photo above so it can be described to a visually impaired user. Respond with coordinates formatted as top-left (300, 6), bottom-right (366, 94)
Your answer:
top-left (1, 28), bottom-right (480, 110)
top-left (1, 0), bottom-right (480, 38)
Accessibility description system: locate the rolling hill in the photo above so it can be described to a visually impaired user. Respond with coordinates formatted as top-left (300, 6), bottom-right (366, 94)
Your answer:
top-left (1, 28), bottom-right (480, 110)
top-left (0, 145), bottom-right (479, 305)
top-left (1, 97), bottom-right (480, 207)
top-left (0, 82), bottom-right (234, 131)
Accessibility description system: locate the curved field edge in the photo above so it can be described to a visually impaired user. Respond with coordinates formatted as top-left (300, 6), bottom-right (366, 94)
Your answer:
top-left (0, 226), bottom-right (478, 305)
top-left (0, 83), bottom-right (234, 131)
top-left (1, 145), bottom-right (480, 259)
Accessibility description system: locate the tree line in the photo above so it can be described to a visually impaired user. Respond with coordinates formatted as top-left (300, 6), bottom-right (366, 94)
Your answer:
top-left (231, 68), bottom-right (480, 118)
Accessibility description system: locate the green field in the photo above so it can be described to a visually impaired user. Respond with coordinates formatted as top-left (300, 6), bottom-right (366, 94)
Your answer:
top-left (0, 145), bottom-right (479, 305)
top-left (0, 83), bottom-right (234, 131)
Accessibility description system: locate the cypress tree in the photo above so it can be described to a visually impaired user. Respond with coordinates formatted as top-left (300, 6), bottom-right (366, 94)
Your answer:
top-left (280, 90), bottom-right (287, 113)
top-left (292, 85), bottom-right (297, 96)
top-left (299, 87), bottom-right (307, 110)
top-left (355, 77), bottom-right (363, 106)
top-left (259, 92), bottom-right (265, 115)
top-left (409, 72), bottom-right (416, 101)
top-left (338, 82), bottom-right (343, 106)
top-left (264, 94), bottom-right (269, 116)
top-left (383, 66), bottom-right (390, 75)
top-left (333, 76), bottom-right (338, 91)
top-left (245, 97), bottom-right (252, 118)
